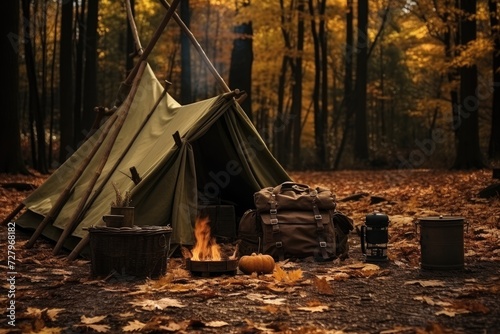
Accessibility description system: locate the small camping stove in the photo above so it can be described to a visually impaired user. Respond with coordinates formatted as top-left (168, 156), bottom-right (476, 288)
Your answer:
top-left (185, 258), bottom-right (238, 277)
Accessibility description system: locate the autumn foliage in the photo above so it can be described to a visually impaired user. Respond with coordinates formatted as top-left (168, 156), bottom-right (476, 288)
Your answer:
top-left (1, 169), bottom-right (499, 332)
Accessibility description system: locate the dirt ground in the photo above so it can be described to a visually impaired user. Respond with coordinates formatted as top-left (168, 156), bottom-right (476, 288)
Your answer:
top-left (1, 169), bottom-right (499, 334)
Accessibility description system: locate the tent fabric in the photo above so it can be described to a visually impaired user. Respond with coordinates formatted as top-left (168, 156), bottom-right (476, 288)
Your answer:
top-left (17, 63), bottom-right (291, 252)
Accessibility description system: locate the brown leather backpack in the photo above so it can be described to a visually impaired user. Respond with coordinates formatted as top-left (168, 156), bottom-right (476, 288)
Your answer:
top-left (238, 182), bottom-right (353, 261)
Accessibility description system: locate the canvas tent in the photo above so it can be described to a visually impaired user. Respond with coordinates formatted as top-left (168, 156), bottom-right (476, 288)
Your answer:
top-left (16, 61), bottom-right (291, 258)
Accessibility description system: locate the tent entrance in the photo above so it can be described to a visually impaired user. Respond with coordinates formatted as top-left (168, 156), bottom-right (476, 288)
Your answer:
top-left (192, 114), bottom-right (256, 231)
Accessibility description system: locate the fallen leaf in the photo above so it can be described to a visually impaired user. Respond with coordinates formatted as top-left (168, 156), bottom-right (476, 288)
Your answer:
top-left (46, 308), bottom-right (64, 321)
top-left (130, 297), bottom-right (186, 311)
top-left (118, 312), bottom-right (134, 318)
top-left (205, 320), bottom-right (229, 328)
top-left (51, 269), bottom-right (73, 276)
top-left (84, 324), bottom-right (110, 333)
top-left (27, 327), bottom-right (64, 334)
top-left (288, 268), bottom-right (303, 281)
top-left (450, 300), bottom-right (490, 314)
top-left (159, 320), bottom-right (187, 331)
top-left (246, 293), bottom-right (265, 302)
top-left (273, 266), bottom-right (288, 282)
top-left (296, 305), bottom-right (329, 312)
top-left (273, 265), bottom-right (303, 283)
top-left (414, 296), bottom-right (451, 307)
top-left (404, 280), bottom-right (446, 287)
top-left (260, 305), bottom-right (280, 314)
top-left (435, 309), bottom-right (470, 317)
top-left (263, 298), bottom-right (287, 305)
top-left (28, 276), bottom-right (49, 283)
top-left (313, 276), bottom-right (334, 295)
top-left (25, 307), bottom-right (44, 317)
top-left (123, 320), bottom-right (146, 332)
top-left (75, 315), bottom-right (110, 333)
top-left (380, 327), bottom-right (415, 334)
top-left (80, 315), bottom-right (107, 324)
top-left (414, 295), bottom-right (436, 306)
top-left (246, 293), bottom-right (286, 305)
top-left (332, 272), bottom-right (350, 281)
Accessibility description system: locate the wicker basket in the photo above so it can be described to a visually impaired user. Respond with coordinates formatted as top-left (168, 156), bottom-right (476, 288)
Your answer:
top-left (88, 226), bottom-right (172, 279)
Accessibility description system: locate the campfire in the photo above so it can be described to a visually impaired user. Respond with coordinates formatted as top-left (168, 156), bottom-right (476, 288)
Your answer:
top-left (191, 216), bottom-right (222, 261)
top-left (185, 216), bottom-right (238, 277)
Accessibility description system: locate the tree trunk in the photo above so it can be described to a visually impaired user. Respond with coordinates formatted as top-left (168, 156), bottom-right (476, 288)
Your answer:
top-left (291, 0), bottom-right (305, 169)
top-left (274, 56), bottom-right (290, 166)
top-left (73, 0), bottom-right (86, 146)
top-left (59, 0), bottom-right (74, 163)
top-left (22, 0), bottom-right (48, 173)
top-left (49, 1), bottom-right (60, 167)
top-left (274, 0), bottom-right (294, 168)
top-left (180, 0), bottom-right (192, 104)
top-left (229, 1), bottom-right (253, 121)
top-left (489, 0), bottom-right (500, 163)
top-left (308, 0), bottom-right (327, 168)
top-left (452, 0), bottom-right (484, 169)
top-left (82, 0), bottom-right (99, 134)
top-left (0, 0), bottom-right (28, 173)
top-left (334, 0), bottom-right (354, 170)
top-left (353, 0), bottom-right (369, 162)
top-left (319, 0), bottom-right (328, 168)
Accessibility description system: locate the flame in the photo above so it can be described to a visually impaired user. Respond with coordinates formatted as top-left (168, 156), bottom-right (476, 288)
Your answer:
top-left (191, 216), bottom-right (221, 261)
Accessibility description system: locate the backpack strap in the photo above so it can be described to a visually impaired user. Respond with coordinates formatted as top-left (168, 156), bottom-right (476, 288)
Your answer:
top-left (269, 193), bottom-right (285, 261)
top-left (311, 190), bottom-right (330, 260)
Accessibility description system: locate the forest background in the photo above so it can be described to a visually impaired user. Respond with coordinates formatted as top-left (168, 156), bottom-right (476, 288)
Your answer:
top-left (1, 0), bottom-right (499, 174)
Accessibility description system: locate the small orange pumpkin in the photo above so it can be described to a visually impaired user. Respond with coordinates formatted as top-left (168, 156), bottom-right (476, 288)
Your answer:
top-left (238, 253), bottom-right (275, 274)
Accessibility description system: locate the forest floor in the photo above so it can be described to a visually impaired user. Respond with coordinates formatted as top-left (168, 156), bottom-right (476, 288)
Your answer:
top-left (1, 169), bottom-right (499, 334)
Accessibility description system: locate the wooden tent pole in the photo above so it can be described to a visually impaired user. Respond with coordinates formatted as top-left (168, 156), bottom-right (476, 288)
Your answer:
top-left (27, 1), bottom-right (179, 251)
top-left (52, 62), bottom-right (148, 255)
top-left (25, 112), bottom-right (120, 249)
top-left (58, 81), bottom-right (171, 257)
top-left (125, 0), bottom-right (144, 56)
top-left (67, 234), bottom-right (89, 261)
top-left (124, 0), bottom-right (181, 86)
top-left (1, 203), bottom-right (25, 225)
top-left (159, 0), bottom-right (231, 93)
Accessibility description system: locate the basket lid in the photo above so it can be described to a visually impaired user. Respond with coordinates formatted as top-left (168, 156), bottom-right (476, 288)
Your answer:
top-left (88, 225), bottom-right (172, 235)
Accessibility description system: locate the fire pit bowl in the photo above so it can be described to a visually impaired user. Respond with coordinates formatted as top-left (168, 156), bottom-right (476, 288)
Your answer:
top-left (185, 258), bottom-right (238, 277)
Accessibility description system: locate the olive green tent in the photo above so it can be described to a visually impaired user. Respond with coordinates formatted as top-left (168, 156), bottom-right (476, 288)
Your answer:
top-left (16, 62), bottom-right (290, 257)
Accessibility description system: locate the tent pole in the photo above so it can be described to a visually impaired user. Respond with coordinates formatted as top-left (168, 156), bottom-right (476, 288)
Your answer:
top-left (124, 0), bottom-right (180, 87)
top-left (1, 203), bottom-right (25, 225)
top-left (58, 80), bottom-right (172, 257)
top-left (52, 62), bottom-right (148, 255)
top-left (24, 112), bottom-right (120, 249)
top-left (125, 0), bottom-right (144, 56)
top-left (27, 1), bottom-right (179, 251)
top-left (67, 234), bottom-right (89, 261)
top-left (159, 0), bottom-right (231, 93)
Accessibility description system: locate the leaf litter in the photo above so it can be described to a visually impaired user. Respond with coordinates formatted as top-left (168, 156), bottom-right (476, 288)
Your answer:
top-left (2, 169), bottom-right (499, 333)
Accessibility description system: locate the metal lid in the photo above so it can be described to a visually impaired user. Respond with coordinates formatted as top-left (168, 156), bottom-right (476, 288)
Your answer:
top-left (418, 215), bottom-right (465, 222)
top-left (366, 212), bottom-right (389, 226)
